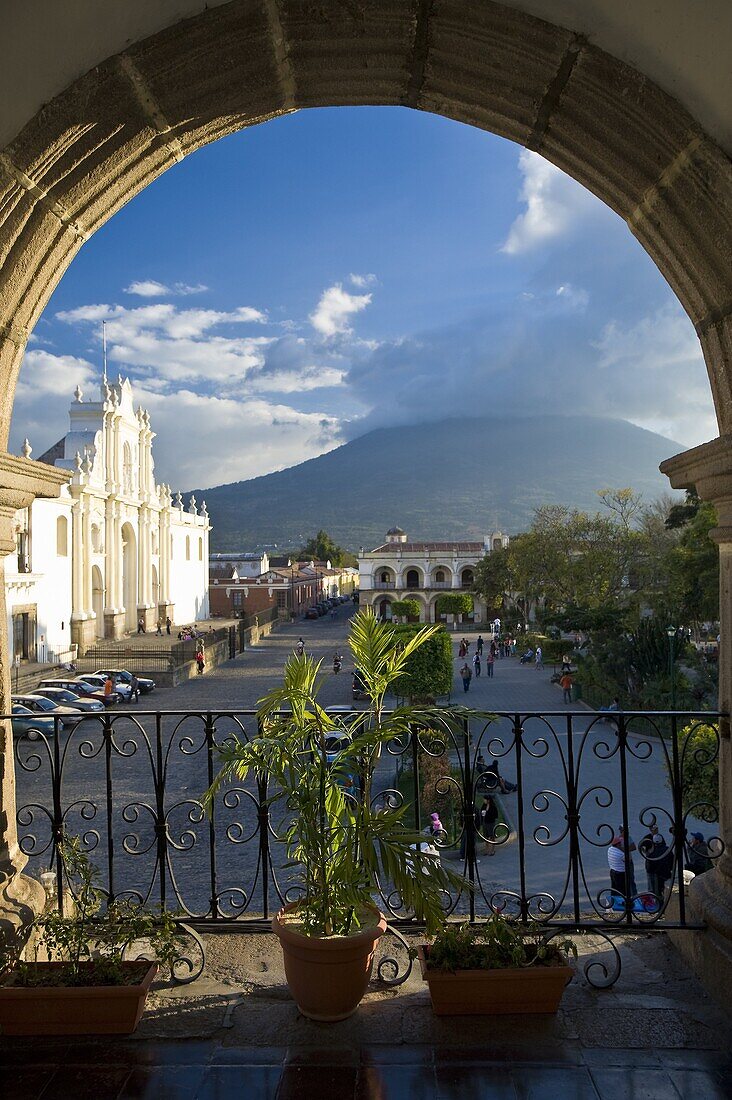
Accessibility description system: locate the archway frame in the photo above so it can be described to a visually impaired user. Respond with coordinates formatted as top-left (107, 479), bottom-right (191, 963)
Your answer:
top-left (0, 0), bottom-right (732, 982)
top-left (0, 0), bottom-right (730, 447)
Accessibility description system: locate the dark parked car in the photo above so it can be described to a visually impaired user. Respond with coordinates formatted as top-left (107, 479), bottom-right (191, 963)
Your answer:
top-left (304, 608), bottom-right (319, 620)
top-left (11, 703), bottom-right (56, 738)
top-left (95, 668), bottom-right (155, 694)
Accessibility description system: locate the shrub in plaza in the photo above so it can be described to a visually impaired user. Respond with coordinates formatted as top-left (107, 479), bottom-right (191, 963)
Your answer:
top-left (204, 608), bottom-right (469, 1021)
top-left (391, 598), bottom-right (421, 622)
top-left (678, 722), bottom-right (719, 816)
top-left (391, 623), bottom-right (454, 702)
top-left (436, 593), bottom-right (474, 622)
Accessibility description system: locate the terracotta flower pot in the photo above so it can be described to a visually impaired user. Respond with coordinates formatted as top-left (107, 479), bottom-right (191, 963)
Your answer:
top-left (0, 961), bottom-right (157, 1035)
top-left (418, 947), bottom-right (572, 1015)
top-left (272, 904), bottom-right (387, 1021)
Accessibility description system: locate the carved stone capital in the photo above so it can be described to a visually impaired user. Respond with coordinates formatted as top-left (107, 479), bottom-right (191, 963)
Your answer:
top-left (660, 436), bottom-right (732, 526)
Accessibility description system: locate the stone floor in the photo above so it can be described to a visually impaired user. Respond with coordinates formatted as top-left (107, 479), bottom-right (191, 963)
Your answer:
top-left (2, 929), bottom-right (730, 1098)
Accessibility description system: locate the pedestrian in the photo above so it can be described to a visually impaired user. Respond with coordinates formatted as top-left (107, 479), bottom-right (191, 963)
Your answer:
top-left (639, 826), bottom-right (673, 898)
top-left (137, 616), bottom-right (145, 635)
top-left (472, 651), bottom-right (481, 677)
top-left (458, 639), bottom-right (466, 658)
top-left (476, 634), bottom-right (484, 656)
top-left (535, 645), bottom-right (543, 670)
top-left (296, 637), bottom-right (305, 656)
top-left (561, 654), bottom-right (572, 674)
top-left (129, 673), bottom-right (140, 704)
top-left (607, 826), bottom-right (637, 903)
top-left (685, 832), bottom-right (713, 876)
top-left (485, 758), bottom-right (517, 794)
top-left (560, 670), bottom-right (573, 704)
top-left (166, 616), bottom-right (172, 635)
top-left (460, 662), bottom-right (472, 693)
top-left (497, 636), bottom-right (504, 658)
top-left (480, 795), bottom-right (499, 856)
top-left (486, 649), bottom-right (494, 678)
top-left (490, 639), bottom-right (497, 659)
top-left (104, 674), bottom-right (114, 700)
top-left (504, 638), bottom-right (511, 658)
top-left (510, 638), bottom-right (517, 656)
top-left (155, 618), bottom-right (163, 636)
top-left (195, 643), bottom-right (205, 675)
top-left (424, 812), bottom-right (444, 840)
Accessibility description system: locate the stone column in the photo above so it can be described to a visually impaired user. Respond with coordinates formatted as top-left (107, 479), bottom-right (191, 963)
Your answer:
top-left (661, 437), bottom-right (732, 999)
top-left (71, 497), bottom-right (83, 615)
top-left (82, 496), bottom-right (92, 613)
top-left (0, 453), bottom-right (69, 944)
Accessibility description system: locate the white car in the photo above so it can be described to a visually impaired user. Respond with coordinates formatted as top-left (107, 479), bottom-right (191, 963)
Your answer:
top-left (81, 673), bottom-right (132, 702)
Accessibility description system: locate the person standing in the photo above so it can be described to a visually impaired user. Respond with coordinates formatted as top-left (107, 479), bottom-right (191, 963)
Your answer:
top-left (476, 634), bottom-right (484, 656)
top-left (129, 673), bottom-right (140, 705)
top-left (137, 616), bottom-right (145, 635)
top-left (473, 651), bottom-right (481, 678)
top-left (639, 826), bottom-right (673, 898)
top-left (166, 616), bottom-right (172, 635)
top-left (486, 649), bottom-right (495, 678)
top-left (560, 670), bottom-right (573, 704)
top-left (535, 645), bottom-right (543, 670)
top-left (460, 662), bottom-right (472, 693)
top-left (155, 618), bottom-right (163, 637)
top-left (480, 795), bottom-right (499, 856)
top-left (104, 674), bottom-right (114, 701)
top-left (607, 826), bottom-right (636, 901)
top-left (296, 637), bottom-right (305, 656)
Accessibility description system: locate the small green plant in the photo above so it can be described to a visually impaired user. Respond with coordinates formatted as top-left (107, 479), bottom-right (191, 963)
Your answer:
top-left (424, 916), bottom-right (576, 972)
top-left (204, 609), bottom-right (470, 938)
top-left (1, 837), bottom-right (186, 988)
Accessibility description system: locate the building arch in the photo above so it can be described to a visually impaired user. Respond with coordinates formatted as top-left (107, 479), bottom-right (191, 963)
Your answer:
top-left (374, 566), bottom-right (396, 589)
top-left (55, 514), bottom-right (68, 557)
top-left (91, 564), bottom-right (104, 638)
top-left (0, 2), bottom-right (729, 454)
top-left (430, 565), bottom-right (453, 588)
top-left (460, 567), bottom-right (475, 588)
top-left (402, 566), bottom-right (424, 590)
top-left (121, 522), bottom-right (137, 632)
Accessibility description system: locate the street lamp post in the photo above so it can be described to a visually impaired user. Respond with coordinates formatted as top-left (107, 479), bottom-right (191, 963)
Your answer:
top-left (667, 625), bottom-right (677, 711)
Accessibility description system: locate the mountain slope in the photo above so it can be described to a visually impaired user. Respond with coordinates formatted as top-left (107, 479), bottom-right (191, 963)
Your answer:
top-left (192, 415), bottom-right (683, 551)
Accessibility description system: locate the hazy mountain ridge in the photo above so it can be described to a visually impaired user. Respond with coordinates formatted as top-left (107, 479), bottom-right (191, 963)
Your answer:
top-left (192, 415), bottom-right (682, 552)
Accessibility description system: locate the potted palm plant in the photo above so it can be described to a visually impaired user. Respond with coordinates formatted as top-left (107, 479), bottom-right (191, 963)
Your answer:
top-left (205, 609), bottom-right (468, 1021)
top-left (0, 837), bottom-right (186, 1035)
top-left (418, 916), bottom-right (576, 1016)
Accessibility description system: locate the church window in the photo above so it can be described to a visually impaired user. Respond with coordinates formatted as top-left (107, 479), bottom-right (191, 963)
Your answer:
top-left (435, 569), bottom-right (445, 583)
top-left (186, 536), bottom-right (190, 561)
top-left (123, 442), bottom-right (133, 494)
top-left (198, 537), bottom-right (203, 561)
top-left (56, 515), bottom-right (68, 557)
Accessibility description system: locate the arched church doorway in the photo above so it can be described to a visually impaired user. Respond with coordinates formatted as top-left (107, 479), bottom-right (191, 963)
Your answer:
top-left (121, 523), bottom-right (137, 633)
top-left (91, 565), bottom-right (104, 639)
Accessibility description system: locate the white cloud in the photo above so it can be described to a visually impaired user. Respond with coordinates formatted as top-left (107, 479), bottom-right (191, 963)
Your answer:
top-left (349, 273), bottom-right (377, 289)
top-left (247, 366), bottom-right (346, 394)
top-left (125, 280), bottom-right (209, 297)
top-left (309, 283), bottom-right (372, 338)
top-left (501, 150), bottom-right (601, 255)
top-left (555, 284), bottom-right (589, 310)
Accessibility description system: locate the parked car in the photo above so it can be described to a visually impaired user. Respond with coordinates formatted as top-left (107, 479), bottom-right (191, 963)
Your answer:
top-left (94, 668), bottom-right (155, 694)
top-left (12, 694), bottom-right (84, 728)
top-left (37, 677), bottom-right (115, 707)
top-left (11, 703), bottom-right (56, 738)
top-left (78, 673), bottom-right (129, 703)
top-left (304, 608), bottom-right (319, 620)
top-left (34, 687), bottom-right (105, 715)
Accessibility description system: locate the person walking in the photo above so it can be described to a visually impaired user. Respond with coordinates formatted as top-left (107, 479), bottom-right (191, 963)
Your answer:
top-left (460, 662), bottom-right (472, 693)
top-left (486, 649), bottom-right (495, 678)
top-left (560, 670), bottom-right (573, 704)
top-left (535, 644), bottom-right (543, 670)
top-left (129, 673), bottom-right (140, 704)
top-left (476, 634), bottom-right (484, 656)
top-left (296, 637), bottom-right (305, 656)
top-left (472, 651), bottom-right (481, 678)
top-left (479, 795), bottom-right (499, 856)
top-left (155, 618), bottom-right (163, 637)
top-left (195, 643), bottom-right (205, 675)
top-left (137, 616), bottom-right (145, 635)
top-left (458, 639), bottom-right (467, 658)
top-left (639, 826), bottom-right (673, 898)
top-left (166, 616), bottom-right (172, 635)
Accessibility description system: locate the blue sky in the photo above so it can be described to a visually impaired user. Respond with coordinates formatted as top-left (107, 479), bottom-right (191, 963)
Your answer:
top-left (11, 107), bottom-right (713, 489)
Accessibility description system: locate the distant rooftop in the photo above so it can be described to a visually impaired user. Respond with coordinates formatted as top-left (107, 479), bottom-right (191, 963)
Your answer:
top-left (369, 541), bottom-right (485, 553)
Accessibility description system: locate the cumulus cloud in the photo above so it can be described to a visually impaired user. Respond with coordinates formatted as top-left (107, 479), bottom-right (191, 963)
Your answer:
top-left (309, 283), bottom-right (372, 338)
top-left (501, 150), bottom-right (604, 255)
top-left (349, 273), bottom-right (377, 289)
top-left (125, 280), bottom-right (208, 297)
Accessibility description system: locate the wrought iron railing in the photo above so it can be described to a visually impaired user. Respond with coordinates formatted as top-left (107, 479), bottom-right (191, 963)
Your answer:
top-left (12, 708), bottom-right (723, 988)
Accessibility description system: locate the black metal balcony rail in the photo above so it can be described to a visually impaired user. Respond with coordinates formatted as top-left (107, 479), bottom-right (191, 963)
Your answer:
top-left (11, 707), bottom-right (723, 988)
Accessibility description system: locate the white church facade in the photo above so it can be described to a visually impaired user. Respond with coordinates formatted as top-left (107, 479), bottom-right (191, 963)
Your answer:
top-left (6, 376), bottom-right (210, 659)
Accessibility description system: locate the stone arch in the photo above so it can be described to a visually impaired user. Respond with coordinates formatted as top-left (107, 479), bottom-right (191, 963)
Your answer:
top-left (0, 0), bottom-right (730, 451)
top-left (91, 564), bottom-right (104, 638)
top-left (430, 564), bottom-right (452, 587)
top-left (402, 566), bottom-right (424, 589)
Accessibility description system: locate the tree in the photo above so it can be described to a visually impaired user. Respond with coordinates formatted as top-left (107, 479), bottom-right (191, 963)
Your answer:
top-left (391, 624), bottom-right (453, 701)
top-left (391, 598), bottom-right (421, 622)
top-left (435, 592), bottom-right (474, 626)
top-left (297, 529), bottom-right (357, 568)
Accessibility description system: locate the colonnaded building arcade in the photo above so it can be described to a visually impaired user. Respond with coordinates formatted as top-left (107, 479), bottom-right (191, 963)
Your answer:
top-left (6, 375), bottom-right (210, 660)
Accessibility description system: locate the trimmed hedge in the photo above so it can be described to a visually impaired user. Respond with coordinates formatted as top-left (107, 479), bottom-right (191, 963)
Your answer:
top-left (391, 624), bottom-right (454, 700)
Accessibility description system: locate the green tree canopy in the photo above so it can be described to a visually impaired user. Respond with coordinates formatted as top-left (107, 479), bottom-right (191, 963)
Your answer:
top-left (435, 593), bottom-right (474, 617)
top-left (297, 529), bottom-right (357, 568)
top-left (391, 598), bottom-right (421, 622)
